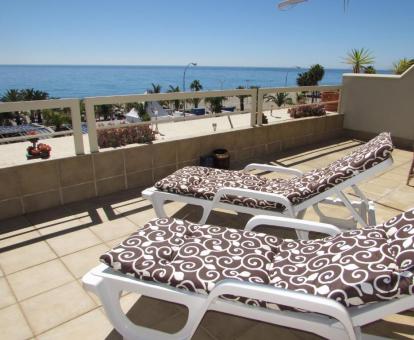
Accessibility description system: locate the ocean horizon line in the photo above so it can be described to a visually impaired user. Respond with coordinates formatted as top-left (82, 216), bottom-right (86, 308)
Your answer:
top-left (0, 64), bottom-right (365, 72)
top-left (0, 64), bottom-right (391, 98)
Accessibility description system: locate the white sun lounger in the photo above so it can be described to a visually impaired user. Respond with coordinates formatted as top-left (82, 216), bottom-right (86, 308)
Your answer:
top-left (83, 209), bottom-right (414, 340)
top-left (143, 133), bottom-right (394, 235)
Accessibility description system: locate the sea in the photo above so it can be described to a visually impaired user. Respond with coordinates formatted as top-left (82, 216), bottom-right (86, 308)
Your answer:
top-left (0, 65), bottom-right (390, 99)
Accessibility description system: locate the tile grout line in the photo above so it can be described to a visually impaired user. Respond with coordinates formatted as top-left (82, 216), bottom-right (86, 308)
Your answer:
top-left (6, 232), bottom-right (103, 336)
top-left (15, 279), bottom-right (77, 304)
top-left (11, 222), bottom-right (98, 337)
top-left (17, 277), bottom-right (98, 336)
top-left (86, 205), bottom-right (143, 245)
top-left (87, 221), bottom-right (129, 245)
top-left (31, 278), bottom-right (137, 337)
top-left (31, 304), bottom-right (103, 338)
top-left (1, 270), bottom-right (37, 337)
top-left (1, 239), bottom-right (107, 276)
top-left (8, 223), bottom-right (78, 301)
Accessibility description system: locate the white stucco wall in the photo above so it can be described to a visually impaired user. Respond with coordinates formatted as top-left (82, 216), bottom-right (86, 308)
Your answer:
top-left (341, 66), bottom-right (414, 144)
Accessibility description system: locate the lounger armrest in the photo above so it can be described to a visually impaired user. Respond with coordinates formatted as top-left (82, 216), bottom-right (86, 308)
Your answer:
top-left (245, 215), bottom-right (341, 236)
top-left (244, 163), bottom-right (303, 176)
top-left (208, 281), bottom-right (356, 340)
top-left (212, 187), bottom-right (294, 215)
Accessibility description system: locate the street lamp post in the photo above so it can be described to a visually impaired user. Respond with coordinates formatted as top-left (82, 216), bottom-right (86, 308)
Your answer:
top-left (182, 62), bottom-right (197, 116)
top-left (284, 66), bottom-right (301, 87)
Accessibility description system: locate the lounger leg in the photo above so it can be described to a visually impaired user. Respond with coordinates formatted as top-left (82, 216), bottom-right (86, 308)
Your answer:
top-left (336, 191), bottom-right (368, 228)
top-left (84, 270), bottom-right (207, 340)
top-left (199, 210), bottom-right (210, 224)
top-left (354, 326), bottom-right (362, 339)
top-left (199, 202), bottom-right (213, 224)
top-left (367, 201), bottom-right (376, 225)
top-left (351, 185), bottom-right (377, 226)
top-left (295, 209), bottom-right (309, 240)
top-left (153, 197), bottom-right (168, 218)
top-left (83, 274), bottom-right (151, 340)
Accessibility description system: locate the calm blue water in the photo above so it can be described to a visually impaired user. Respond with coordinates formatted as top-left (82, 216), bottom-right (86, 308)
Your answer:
top-left (0, 65), bottom-right (383, 99)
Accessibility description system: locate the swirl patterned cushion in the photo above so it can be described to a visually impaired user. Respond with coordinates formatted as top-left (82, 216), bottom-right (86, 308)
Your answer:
top-left (100, 208), bottom-right (414, 309)
top-left (154, 132), bottom-right (393, 211)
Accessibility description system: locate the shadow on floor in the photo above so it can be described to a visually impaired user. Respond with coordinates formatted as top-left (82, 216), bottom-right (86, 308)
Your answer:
top-left (0, 137), bottom-right (370, 254)
top-left (0, 188), bottom-right (149, 253)
top-left (103, 294), bottom-right (414, 340)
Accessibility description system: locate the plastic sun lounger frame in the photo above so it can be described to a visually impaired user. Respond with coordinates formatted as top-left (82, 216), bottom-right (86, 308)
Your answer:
top-left (83, 215), bottom-right (414, 340)
top-left (142, 158), bottom-right (393, 238)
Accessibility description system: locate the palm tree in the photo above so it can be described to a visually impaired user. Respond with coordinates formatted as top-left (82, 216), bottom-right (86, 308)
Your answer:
top-left (1, 89), bottom-right (22, 102)
top-left (265, 92), bottom-right (292, 108)
top-left (0, 89), bottom-right (21, 125)
top-left (205, 97), bottom-right (226, 114)
top-left (20, 88), bottom-right (49, 123)
top-left (97, 104), bottom-right (113, 121)
top-left (344, 48), bottom-right (375, 73)
top-left (147, 83), bottom-right (168, 107)
top-left (363, 66), bottom-right (376, 74)
top-left (42, 110), bottom-right (70, 131)
top-left (393, 58), bottom-right (414, 75)
top-left (190, 80), bottom-right (202, 92)
top-left (167, 85), bottom-right (181, 111)
top-left (1, 88), bottom-right (50, 124)
top-left (147, 83), bottom-right (162, 94)
top-left (189, 80), bottom-right (203, 108)
top-left (136, 103), bottom-right (151, 121)
top-left (20, 88), bottom-right (49, 101)
top-left (33, 90), bottom-right (49, 123)
top-left (1, 89), bottom-right (20, 124)
top-left (296, 64), bottom-right (325, 102)
top-left (296, 64), bottom-right (325, 86)
top-left (236, 85), bottom-right (248, 111)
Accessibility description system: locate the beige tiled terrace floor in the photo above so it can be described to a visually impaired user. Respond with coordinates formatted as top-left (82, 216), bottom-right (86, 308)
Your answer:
top-left (0, 138), bottom-right (413, 340)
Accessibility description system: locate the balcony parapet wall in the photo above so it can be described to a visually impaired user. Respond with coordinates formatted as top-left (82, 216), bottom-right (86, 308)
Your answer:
top-left (341, 65), bottom-right (414, 149)
top-left (0, 114), bottom-right (344, 220)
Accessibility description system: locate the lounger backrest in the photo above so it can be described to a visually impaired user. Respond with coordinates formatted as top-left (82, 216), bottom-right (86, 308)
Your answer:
top-left (268, 208), bottom-right (414, 307)
top-left (268, 133), bottom-right (394, 206)
top-left (324, 132), bottom-right (393, 175)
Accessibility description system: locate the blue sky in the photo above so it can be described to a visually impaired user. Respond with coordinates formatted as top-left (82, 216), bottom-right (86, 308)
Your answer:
top-left (1, 0), bottom-right (413, 69)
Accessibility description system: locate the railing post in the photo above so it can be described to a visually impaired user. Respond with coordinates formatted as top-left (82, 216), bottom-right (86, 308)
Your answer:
top-left (337, 89), bottom-right (343, 114)
top-left (257, 89), bottom-right (264, 126)
top-left (250, 89), bottom-right (257, 127)
top-left (69, 100), bottom-right (85, 155)
top-left (85, 101), bottom-right (99, 153)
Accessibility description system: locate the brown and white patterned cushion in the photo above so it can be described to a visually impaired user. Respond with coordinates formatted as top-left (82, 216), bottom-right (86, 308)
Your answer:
top-left (154, 133), bottom-right (393, 211)
top-left (100, 218), bottom-right (281, 306)
top-left (381, 209), bottom-right (414, 274)
top-left (269, 228), bottom-right (406, 307)
top-left (100, 208), bottom-right (414, 309)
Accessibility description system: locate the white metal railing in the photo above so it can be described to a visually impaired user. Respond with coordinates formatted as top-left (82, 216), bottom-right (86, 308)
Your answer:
top-left (83, 88), bottom-right (256, 152)
top-left (94, 109), bottom-right (251, 131)
top-left (1, 129), bottom-right (76, 143)
top-left (257, 85), bottom-right (342, 125)
top-left (0, 84), bottom-right (342, 155)
top-left (0, 98), bottom-right (84, 155)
